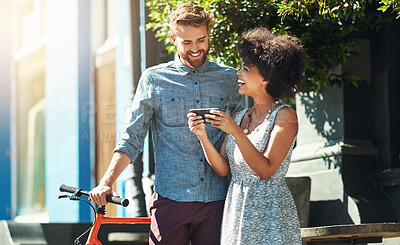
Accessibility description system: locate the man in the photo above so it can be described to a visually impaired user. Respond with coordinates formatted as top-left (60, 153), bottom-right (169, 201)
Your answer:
top-left (90, 3), bottom-right (242, 244)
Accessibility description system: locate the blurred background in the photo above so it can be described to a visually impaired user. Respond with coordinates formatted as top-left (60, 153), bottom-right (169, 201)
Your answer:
top-left (0, 0), bottom-right (173, 224)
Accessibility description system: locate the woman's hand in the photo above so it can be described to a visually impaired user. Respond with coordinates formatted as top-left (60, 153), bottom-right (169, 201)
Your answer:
top-left (205, 109), bottom-right (241, 135)
top-left (187, 112), bottom-right (207, 138)
top-left (188, 110), bottom-right (231, 177)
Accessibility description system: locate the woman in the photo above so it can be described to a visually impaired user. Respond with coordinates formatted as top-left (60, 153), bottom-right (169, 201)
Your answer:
top-left (188, 27), bottom-right (305, 244)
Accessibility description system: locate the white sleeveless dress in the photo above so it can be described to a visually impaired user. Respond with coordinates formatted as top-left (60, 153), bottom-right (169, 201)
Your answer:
top-left (220, 104), bottom-right (301, 244)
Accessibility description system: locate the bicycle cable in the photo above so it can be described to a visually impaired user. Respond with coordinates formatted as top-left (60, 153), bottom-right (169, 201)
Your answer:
top-left (72, 197), bottom-right (97, 245)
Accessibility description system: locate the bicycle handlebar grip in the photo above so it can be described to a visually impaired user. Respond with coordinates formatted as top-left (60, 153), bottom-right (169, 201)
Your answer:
top-left (60, 184), bottom-right (128, 206)
top-left (106, 196), bottom-right (129, 207)
top-left (60, 184), bottom-right (79, 194)
top-left (59, 184), bottom-right (89, 196)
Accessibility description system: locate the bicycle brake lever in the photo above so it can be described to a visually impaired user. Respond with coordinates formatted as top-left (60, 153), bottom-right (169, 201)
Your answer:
top-left (58, 194), bottom-right (81, 201)
top-left (69, 195), bottom-right (81, 201)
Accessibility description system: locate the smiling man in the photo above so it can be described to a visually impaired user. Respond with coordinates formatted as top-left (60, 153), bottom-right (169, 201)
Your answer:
top-left (89, 3), bottom-right (242, 245)
top-left (171, 23), bottom-right (209, 69)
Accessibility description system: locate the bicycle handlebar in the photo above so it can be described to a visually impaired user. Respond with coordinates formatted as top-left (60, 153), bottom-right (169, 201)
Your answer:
top-left (59, 184), bottom-right (129, 207)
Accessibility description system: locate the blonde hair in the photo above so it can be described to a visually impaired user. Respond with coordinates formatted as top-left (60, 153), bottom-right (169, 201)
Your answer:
top-left (170, 3), bottom-right (214, 36)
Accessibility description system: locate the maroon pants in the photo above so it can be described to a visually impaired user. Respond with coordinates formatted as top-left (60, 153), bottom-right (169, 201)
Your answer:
top-left (148, 193), bottom-right (225, 245)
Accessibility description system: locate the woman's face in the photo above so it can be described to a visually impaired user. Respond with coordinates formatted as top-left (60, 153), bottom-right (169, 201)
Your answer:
top-left (237, 63), bottom-right (266, 96)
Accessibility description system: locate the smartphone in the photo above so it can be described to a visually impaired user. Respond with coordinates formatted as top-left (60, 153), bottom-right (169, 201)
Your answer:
top-left (190, 108), bottom-right (219, 122)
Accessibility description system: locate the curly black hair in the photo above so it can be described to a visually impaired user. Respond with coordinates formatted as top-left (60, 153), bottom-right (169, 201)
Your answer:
top-left (238, 27), bottom-right (305, 99)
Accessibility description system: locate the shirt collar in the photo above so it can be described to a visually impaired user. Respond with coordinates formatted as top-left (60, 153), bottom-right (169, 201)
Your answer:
top-left (174, 54), bottom-right (210, 76)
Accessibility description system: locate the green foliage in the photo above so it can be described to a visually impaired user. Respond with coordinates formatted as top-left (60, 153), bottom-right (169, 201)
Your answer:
top-left (278, 0), bottom-right (400, 20)
top-left (276, 0), bottom-right (367, 21)
top-left (146, 0), bottom-right (396, 92)
top-left (378, 0), bottom-right (400, 18)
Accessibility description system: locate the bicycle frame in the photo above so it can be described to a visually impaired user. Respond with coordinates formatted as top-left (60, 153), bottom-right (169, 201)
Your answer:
top-left (86, 206), bottom-right (151, 245)
top-left (58, 184), bottom-right (151, 245)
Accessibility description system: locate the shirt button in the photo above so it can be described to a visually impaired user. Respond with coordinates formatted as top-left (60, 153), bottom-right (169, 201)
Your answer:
top-left (196, 100), bottom-right (200, 103)
top-left (200, 178), bottom-right (204, 181)
top-left (195, 82), bottom-right (198, 85)
top-left (200, 159), bottom-right (203, 162)
top-left (193, 70), bottom-right (196, 74)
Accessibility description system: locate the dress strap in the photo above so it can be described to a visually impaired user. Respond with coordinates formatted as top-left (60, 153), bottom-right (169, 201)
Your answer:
top-left (234, 108), bottom-right (249, 125)
top-left (268, 104), bottom-right (290, 122)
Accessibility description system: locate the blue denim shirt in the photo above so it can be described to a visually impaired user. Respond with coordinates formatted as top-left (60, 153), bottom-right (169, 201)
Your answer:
top-left (114, 55), bottom-right (242, 202)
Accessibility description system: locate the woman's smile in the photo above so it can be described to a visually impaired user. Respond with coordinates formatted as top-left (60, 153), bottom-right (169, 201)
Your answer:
top-left (238, 78), bottom-right (246, 88)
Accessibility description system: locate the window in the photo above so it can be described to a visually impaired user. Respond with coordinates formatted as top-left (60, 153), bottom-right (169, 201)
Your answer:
top-left (14, 0), bottom-right (47, 221)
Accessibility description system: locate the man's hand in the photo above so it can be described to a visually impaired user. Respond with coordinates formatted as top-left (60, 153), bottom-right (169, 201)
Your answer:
top-left (89, 185), bottom-right (119, 206)
top-left (89, 151), bottom-right (131, 206)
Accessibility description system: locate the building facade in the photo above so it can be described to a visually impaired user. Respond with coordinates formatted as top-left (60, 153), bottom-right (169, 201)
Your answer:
top-left (0, 0), bottom-right (171, 222)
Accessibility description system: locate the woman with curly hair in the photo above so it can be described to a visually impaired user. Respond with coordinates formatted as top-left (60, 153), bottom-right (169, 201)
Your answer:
top-left (188, 27), bottom-right (305, 244)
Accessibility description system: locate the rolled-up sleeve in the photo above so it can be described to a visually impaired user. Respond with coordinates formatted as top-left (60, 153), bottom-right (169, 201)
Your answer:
top-left (114, 70), bottom-right (154, 163)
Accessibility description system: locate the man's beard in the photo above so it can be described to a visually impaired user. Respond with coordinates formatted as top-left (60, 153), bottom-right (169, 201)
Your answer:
top-left (180, 47), bottom-right (209, 69)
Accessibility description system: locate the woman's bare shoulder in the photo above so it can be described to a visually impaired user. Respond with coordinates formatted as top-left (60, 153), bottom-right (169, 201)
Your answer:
top-left (275, 106), bottom-right (298, 126)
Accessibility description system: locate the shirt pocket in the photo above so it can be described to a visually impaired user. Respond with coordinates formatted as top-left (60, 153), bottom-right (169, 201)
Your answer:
top-left (206, 95), bottom-right (228, 112)
top-left (160, 97), bottom-right (187, 127)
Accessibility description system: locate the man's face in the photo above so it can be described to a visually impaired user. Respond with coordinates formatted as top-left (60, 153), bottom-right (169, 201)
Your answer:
top-left (171, 24), bottom-right (210, 69)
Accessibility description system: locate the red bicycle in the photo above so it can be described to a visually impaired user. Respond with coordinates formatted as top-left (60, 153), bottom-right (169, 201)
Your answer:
top-left (59, 184), bottom-right (151, 245)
